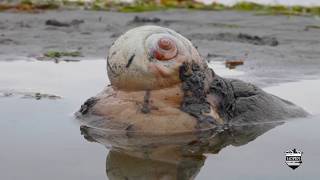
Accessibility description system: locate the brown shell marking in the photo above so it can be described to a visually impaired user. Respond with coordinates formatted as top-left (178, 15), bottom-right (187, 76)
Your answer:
top-left (153, 37), bottom-right (178, 61)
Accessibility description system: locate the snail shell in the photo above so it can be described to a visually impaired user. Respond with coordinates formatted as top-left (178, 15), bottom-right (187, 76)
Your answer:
top-left (107, 26), bottom-right (204, 90)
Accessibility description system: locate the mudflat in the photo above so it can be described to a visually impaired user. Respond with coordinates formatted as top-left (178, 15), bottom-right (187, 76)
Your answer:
top-left (1, 9), bottom-right (320, 86)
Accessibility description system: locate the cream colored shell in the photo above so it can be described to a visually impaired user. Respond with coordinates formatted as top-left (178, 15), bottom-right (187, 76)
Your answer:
top-left (107, 25), bottom-right (204, 91)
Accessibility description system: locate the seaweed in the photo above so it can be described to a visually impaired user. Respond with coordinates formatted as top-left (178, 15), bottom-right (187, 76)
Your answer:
top-left (44, 51), bottom-right (82, 58)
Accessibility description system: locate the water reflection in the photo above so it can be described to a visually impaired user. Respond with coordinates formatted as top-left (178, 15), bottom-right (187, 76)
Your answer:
top-left (106, 150), bottom-right (205, 180)
top-left (80, 121), bottom-right (283, 180)
top-left (0, 59), bottom-right (319, 179)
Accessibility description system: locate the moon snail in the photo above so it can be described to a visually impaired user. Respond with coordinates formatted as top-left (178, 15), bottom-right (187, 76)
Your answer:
top-left (76, 25), bottom-right (308, 135)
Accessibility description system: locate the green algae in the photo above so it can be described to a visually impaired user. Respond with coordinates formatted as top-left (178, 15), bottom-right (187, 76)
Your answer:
top-left (44, 51), bottom-right (82, 58)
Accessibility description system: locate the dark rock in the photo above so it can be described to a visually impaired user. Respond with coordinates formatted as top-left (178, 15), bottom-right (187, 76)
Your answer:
top-left (0, 38), bottom-right (19, 45)
top-left (45, 19), bottom-right (84, 27)
top-left (131, 16), bottom-right (161, 24)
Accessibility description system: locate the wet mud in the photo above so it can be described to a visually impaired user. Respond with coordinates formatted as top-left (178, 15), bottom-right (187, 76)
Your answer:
top-left (0, 10), bottom-right (319, 87)
top-left (188, 32), bottom-right (279, 46)
top-left (179, 62), bottom-right (218, 128)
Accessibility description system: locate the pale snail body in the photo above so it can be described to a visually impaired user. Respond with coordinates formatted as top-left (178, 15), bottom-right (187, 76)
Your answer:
top-left (91, 85), bottom-right (198, 133)
top-left (92, 26), bottom-right (209, 133)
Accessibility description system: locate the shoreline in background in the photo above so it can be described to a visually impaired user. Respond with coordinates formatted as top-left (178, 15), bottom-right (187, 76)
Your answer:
top-left (0, 0), bottom-right (320, 16)
top-left (200, 0), bottom-right (320, 6)
top-left (51, 0), bottom-right (320, 6)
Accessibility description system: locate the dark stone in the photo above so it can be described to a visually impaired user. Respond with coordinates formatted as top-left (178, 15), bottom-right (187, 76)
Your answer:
top-left (45, 19), bottom-right (84, 27)
top-left (131, 16), bottom-right (161, 23)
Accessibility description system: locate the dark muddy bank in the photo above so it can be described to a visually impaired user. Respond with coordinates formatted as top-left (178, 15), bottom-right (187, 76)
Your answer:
top-left (0, 10), bottom-right (320, 86)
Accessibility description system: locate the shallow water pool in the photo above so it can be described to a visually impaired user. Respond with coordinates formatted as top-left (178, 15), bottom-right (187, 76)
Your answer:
top-left (0, 60), bottom-right (319, 180)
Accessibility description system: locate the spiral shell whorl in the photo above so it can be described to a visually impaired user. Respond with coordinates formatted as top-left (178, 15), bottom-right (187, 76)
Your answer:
top-left (153, 37), bottom-right (178, 61)
top-left (146, 34), bottom-right (178, 61)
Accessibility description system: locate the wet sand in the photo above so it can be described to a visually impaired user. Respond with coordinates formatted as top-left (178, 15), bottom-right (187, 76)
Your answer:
top-left (0, 10), bottom-right (320, 87)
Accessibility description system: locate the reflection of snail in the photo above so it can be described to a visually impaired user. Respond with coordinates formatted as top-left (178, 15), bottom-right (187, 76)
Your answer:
top-left (76, 25), bottom-right (307, 134)
top-left (106, 150), bottom-right (205, 180)
top-left (80, 121), bottom-right (283, 180)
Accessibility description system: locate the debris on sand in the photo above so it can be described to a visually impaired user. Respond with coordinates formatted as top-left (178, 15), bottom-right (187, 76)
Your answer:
top-left (36, 50), bottom-right (82, 63)
top-left (208, 22), bottom-right (240, 28)
top-left (225, 60), bottom-right (244, 69)
top-left (304, 25), bottom-right (320, 31)
top-left (23, 92), bottom-right (61, 100)
top-left (206, 53), bottom-right (227, 59)
top-left (0, 90), bottom-right (61, 100)
top-left (45, 19), bottom-right (84, 27)
top-left (0, 92), bottom-right (13, 97)
top-left (189, 32), bottom-right (279, 46)
top-left (206, 53), bottom-right (244, 63)
top-left (130, 16), bottom-right (161, 24)
top-left (0, 38), bottom-right (19, 45)
top-left (236, 33), bottom-right (278, 46)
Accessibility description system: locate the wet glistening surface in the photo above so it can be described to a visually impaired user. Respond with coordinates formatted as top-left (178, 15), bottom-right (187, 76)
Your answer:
top-left (0, 60), bottom-right (319, 180)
